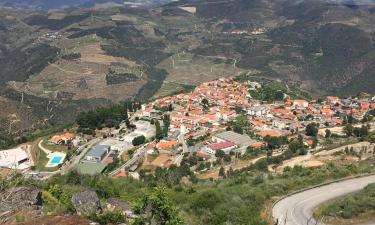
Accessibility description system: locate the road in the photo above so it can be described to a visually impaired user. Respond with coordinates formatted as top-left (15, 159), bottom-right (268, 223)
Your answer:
top-left (272, 175), bottom-right (375, 225)
top-left (37, 140), bottom-right (52, 155)
top-left (108, 145), bottom-right (147, 176)
top-left (178, 131), bottom-right (188, 153)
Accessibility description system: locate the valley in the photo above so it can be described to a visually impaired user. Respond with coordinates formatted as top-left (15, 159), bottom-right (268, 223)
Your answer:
top-left (0, 0), bottom-right (375, 159)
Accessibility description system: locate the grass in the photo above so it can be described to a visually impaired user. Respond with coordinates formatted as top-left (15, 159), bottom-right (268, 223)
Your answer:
top-left (34, 147), bottom-right (57, 172)
top-left (40, 138), bottom-right (77, 153)
top-left (32, 138), bottom-right (60, 172)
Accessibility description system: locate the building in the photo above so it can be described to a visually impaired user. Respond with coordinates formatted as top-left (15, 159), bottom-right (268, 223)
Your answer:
top-left (84, 145), bottom-right (110, 162)
top-left (287, 99), bottom-right (309, 108)
top-left (212, 131), bottom-right (255, 147)
top-left (0, 147), bottom-right (30, 169)
top-left (48, 133), bottom-right (76, 145)
top-left (206, 141), bottom-right (237, 155)
top-left (327, 96), bottom-right (340, 104)
top-left (248, 106), bottom-right (269, 117)
top-left (133, 120), bottom-right (156, 138)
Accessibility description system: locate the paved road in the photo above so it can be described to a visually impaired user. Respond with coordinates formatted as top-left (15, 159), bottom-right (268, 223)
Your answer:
top-left (273, 175), bottom-right (375, 225)
top-left (108, 145), bottom-right (147, 176)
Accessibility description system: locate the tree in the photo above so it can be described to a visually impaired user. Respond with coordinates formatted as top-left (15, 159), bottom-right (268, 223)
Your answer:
top-left (344, 124), bottom-right (354, 137)
top-left (233, 126), bottom-right (243, 134)
top-left (133, 135), bottom-right (146, 146)
top-left (124, 105), bottom-right (129, 120)
top-left (288, 139), bottom-right (302, 154)
top-left (312, 138), bottom-right (318, 148)
top-left (369, 134), bottom-right (375, 143)
top-left (264, 136), bottom-right (288, 149)
top-left (155, 120), bottom-right (163, 140)
top-left (306, 123), bottom-right (318, 137)
top-left (223, 155), bottom-right (231, 162)
top-left (163, 115), bottom-right (171, 137)
top-left (325, 129), bottom-right (332, 139)
top-left (201, 98), bottom-right (209, 109)
top-left (134, 186), bottom-right (184, 225)
top-left (219, 166), bottom-right (225, 178)
top-left (215, 150), bottom-right (225, 158)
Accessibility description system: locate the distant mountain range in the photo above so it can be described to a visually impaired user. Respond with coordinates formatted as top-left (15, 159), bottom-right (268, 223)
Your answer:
top-left (0, 0), bottom-right (375, 134)
top-left (0, 0), bottom-right (177, 9)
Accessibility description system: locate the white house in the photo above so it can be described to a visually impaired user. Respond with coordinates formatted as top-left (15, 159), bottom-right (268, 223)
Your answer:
top-left (248, 106), bottom-right (269, 117)
top-left (0, 147), bottom-right (30, 169)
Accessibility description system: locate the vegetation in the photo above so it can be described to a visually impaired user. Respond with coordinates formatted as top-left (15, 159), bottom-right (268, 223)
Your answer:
top-left (306, 123), bottom-right (319, 137)
top-left (76, 101), bottom-right (141, 132)
top-left (132, 135), bottom-right (146, 146)
top-left (316, 183), bottom-right (375, 221)
top-left (13, 155), bottom-right (375, 225)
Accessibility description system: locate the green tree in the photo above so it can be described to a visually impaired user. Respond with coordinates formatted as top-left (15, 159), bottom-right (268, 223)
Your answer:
top-left (201, 98), bottom-right (209, 109)
top-left (134, 186), bottom-right (185, 225)
top-left (288, 139), bottom-right (302, 154)
top-left (219, 166), bottom-right (225, 178)
top-left (155, 120), bottom-right (163, 140)
top-left (163, 115), bottom-right (171, 137)
top-left (344, 124), bottom-right (354, 137)
top-left (369, 134), bottom-right (375, 143)
top-left (325, 129), bottom-right (332, 139)
top-left (133, 135), bottom-right (146, 146)
top-left (215, 150), bottom-right (225, 158)
top-left (306, 123), bottom-right (318, 137)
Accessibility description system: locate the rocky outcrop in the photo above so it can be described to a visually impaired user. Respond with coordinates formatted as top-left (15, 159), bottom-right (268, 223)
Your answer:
top-left (0, 186), bottom-right (42, 213)
top-left (71, 191), bottom-right (101, 215)
top-left (106, 198), bottom-right (134, 218)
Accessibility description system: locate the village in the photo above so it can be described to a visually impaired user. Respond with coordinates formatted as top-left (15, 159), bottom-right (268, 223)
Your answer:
top-left (1, 77), bottom-right (375, 180)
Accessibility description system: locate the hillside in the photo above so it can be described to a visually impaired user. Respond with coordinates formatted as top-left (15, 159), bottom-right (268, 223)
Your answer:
top-left (0, 0), bottom-right (375, 134)
top-left (0, 0), bottom-right (177, 9)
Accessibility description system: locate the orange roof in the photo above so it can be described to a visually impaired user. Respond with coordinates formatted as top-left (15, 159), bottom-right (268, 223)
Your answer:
top-left (250, 142), bottom-right (263, 149)
top-left (61, 133), bottom-right (75, 139)
top-left (114, 171), bottom-right (127, 178)
top-left (170, 114), bottom-right (199, 121)
top-left (257, 130), bottom-right (283, 138)
top-left (49, 133), bottom-right (75, 143)
top-left (49, 135), bottom-right (61, 143)
top-left (156, 140), bottom-right (179, 150)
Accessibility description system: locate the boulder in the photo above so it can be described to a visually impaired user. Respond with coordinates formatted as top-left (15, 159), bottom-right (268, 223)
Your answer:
top-left (0, 186), bottom-right (42, 213)
top-left (106, 198), bottom-right (134, 217)
top-left (71, 191), bottom-right (101, 215)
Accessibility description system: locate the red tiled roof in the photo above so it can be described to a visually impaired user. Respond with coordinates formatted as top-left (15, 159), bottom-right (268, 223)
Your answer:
top-left (208, 141), bottom-right (236, 151)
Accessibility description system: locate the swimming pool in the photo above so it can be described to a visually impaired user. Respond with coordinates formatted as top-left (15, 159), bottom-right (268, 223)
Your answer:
top-left (51, 156), bottom-right (62, 164)
top-left (45, 152), bottom-right (66, 168)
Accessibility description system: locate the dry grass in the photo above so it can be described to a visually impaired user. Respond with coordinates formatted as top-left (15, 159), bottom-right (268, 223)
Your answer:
top-left (157, 53), bottom-right (245, 86)
top-left (178, 6), bottom-right (197, 14)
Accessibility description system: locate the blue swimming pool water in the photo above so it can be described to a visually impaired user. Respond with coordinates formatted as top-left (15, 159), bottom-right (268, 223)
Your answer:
top-left (51, 156), bottom-right (62, 164)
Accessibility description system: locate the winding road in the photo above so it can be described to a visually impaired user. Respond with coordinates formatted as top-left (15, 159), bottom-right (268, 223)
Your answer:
top-left (272, 175), bottom-right (375, 225)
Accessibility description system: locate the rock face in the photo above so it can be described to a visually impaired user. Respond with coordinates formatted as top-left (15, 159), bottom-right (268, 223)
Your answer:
top-left (0, 186), bottom-right (42, 213)
top-left (71, 191), bottom-right (101, 215)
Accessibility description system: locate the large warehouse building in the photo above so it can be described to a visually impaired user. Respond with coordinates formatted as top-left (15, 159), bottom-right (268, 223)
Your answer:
top-left (0, 147), bottom-right (31, 169)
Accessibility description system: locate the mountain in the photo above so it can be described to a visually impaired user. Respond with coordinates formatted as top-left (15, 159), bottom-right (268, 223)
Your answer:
top-left (0, 0), bottom-right (375, 135)
top-left (0, 0), bottom-right (177, 9)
